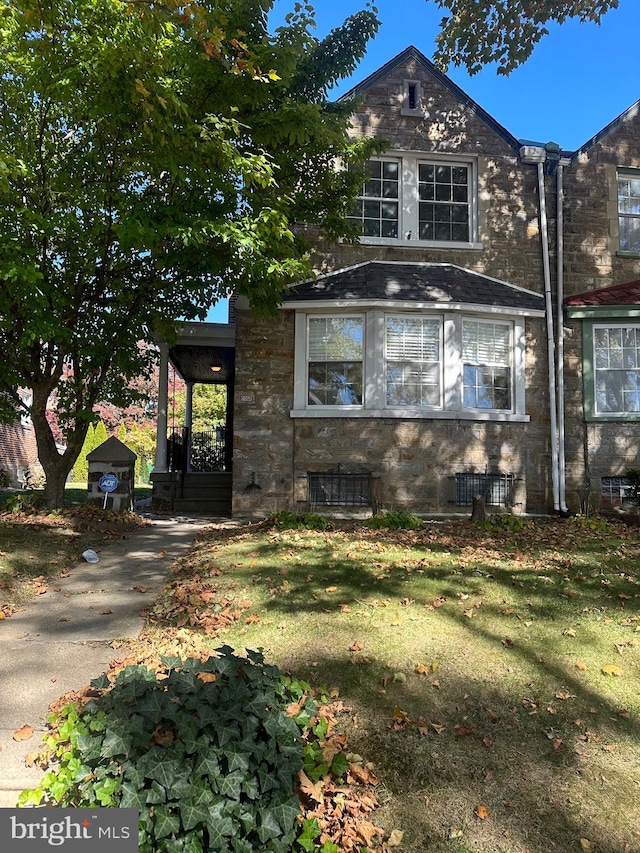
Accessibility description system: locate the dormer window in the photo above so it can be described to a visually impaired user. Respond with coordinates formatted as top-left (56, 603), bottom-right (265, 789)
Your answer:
top-left (402, 79), bottom-right (423, 116)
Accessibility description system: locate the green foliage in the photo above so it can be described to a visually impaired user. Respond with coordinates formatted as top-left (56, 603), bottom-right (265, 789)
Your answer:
top-left (363, 510), bottom-right (424, 530)
top-left (270, 511), bottom-right (332, 531)
top-left (0, 0), bottom-right (381, 506)
top-left (2, 490), bottom-right (45, 513)
top-left (477, 513), bottom-right (526, 533)
top-left (20, 648), bottom-right (321, 852)
top-left (433, 0), bottom-right (618, 75)
top-left (0, 467), bottom-right (10, 488)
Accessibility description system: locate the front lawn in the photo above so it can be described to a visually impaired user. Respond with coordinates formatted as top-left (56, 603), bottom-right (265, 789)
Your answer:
top-left (145, 515), bottom-right (640, 853)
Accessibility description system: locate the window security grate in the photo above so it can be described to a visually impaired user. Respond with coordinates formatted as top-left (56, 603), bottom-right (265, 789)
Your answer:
top-left (308, 472), bottom-right (371, 507)
top-left (455, 473), bottom-right (514, 507)
top-left (601, 476), bottom-right (629, 507)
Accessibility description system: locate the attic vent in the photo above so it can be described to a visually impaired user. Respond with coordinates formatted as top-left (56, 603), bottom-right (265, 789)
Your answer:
top-left (455, 473), bottom-right (514, 507)
top-left (308, 472), bottom-right (371, 507)
top-left (402, 79), bottom-right (423, 116)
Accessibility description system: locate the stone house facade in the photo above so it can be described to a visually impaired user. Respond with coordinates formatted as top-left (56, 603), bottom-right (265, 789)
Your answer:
top-left (155, 46), bottom-right (640, 518)
top-left (230, 47), bottom-right (561, 517)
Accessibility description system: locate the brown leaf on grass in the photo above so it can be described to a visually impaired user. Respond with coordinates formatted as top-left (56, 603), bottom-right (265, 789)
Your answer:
top-left (356, 819), bottom-right (385, 846)
top-left (297, 769), bottom-right (324, 804)
top-left (580, 839), bottom-right (595, 852)
top-left (430, 596), bottom-right (447, 608)
top-left (502, 636), bottom-right (514, 647)
top-left (349, 641), bottom-right (363, 652)
top-left (325, 586), bottom-right (337, 593)
top-left (392, 706), bottom-right (409, 722)
top-left (430, 722), bottom-right (446, 734)
top-left (348, 762), bottom-right (378, 786)
top-left (602, 664), bottom-right (624, 677)
top-left (575, 660), bottom-right (587, 671)
top-left (555, 689), bottom-right (576, 700)
top-left (100, 609), bottom-right (114, 616)
top-left (244, 614), bottom-right (260, 625)
top-left (13, 724), bottom-right (34, 742)
top-left (455, 725), bottom-right (477, 737)
top-left (474, 804), bottom-right (489, 820)
top-left (339, 603), bottom-right (351, 612)
top-left (400, 597), bottom-right (414, 607)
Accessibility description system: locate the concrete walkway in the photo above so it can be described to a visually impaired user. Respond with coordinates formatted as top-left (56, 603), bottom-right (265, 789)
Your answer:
top-left (0, 515), bottom-right (211, 806)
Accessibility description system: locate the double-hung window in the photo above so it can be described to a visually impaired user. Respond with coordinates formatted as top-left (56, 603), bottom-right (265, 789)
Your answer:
top-left (617, 169), bottom-right (640, 254)
top-left (348, 153), bottom-right (478, 248)
top-left (462, 320), bottom-right (512, 411)
top-left (307, 316), bottom-right (363, 406)
top-left (385, 316), bottom-right (442, 407)
top-left (593, 324), bottom-right (640, 414)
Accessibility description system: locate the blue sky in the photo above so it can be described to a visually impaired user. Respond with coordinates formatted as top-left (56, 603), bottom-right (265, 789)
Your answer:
top-left (208, 0), bottom-right (640, 321)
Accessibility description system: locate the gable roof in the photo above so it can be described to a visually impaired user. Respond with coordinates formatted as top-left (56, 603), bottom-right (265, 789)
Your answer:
top-left (565, 280), bottom-right (640, 307)
top-left (339, 45), bottom-right (522, 154)
top-left (282, 261), bottom-right (545, 315)
top-left (572, 99), bottom-right (640, 161)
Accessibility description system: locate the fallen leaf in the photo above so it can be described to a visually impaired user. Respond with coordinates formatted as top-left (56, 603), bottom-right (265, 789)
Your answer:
top-left (430, 722), bottom-right (446, 735)
top-left (244, 614), bottom-right (260, 625)
top-left (100, 609), bottom-right (113, 616)
top-left (555, 689), bottom-right (576, 700)
top-left (325, 586), bottom-right (337, 593)
top-left (349, 641), bottom-right (363, 652)
top-left (13, 725), bottom-right (34, 742)
top-left (387, 829), bottom-right (404, 846)
top-left (563, 628), bottom-right (577, 637)
top-left (575, 660), bottom-right (587, 671)
top-left (392, 706), bottom-right (409, 722)
top-left (580, 839), bottom-right (595, 852)
top-left (602, 664), bottom-right (624, 677)
top-left (297, 770), bottom-right (324, 804)
top-left (474, 804), bottom-right (489, 820)
top-left (196, 672), bottom-right (216, 683)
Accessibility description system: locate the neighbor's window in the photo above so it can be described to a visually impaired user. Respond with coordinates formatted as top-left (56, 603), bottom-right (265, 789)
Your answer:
top-left (594, 325), bottom-right (640, 414)
top-left (307, 316), bottom-right (363, 406)
top-left (348, 154), bottom-right (477, 246)
top-left (385, 315), bottom-right (442, 406)
top-left (618, 170), bottom-right (640, 253)
top-left (462, 319), bottom-right (512, 410)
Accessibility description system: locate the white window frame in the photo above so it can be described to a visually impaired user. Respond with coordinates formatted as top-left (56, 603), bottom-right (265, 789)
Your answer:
top-left (306, 315), bottom-right (364, 408)
top-left (347, 151), bottom-right (481, 249)
top-left (292, 308), bottom-right (528, 421)
top-left (617, 168), bottom-right (640, 255)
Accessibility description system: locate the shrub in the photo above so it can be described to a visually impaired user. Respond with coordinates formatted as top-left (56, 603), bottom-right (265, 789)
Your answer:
top-left (270, 511), bottom-right (332, 531)
top-left (19, 648), bottom-right (321, 853)
top-left (363, 510), bottom-right (424, 530)
top-left (0, 467), bottom-right (10, 488)
top-left (477, 513), bottom-right (526, 532)
top-left (2, 490), bottom-right (45, 513)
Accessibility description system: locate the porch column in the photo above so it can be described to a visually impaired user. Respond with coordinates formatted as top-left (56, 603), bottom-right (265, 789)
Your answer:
top-left (184, 381), bottom-right (194, 472)
top-left (154, 342), bottom-right (169, 473)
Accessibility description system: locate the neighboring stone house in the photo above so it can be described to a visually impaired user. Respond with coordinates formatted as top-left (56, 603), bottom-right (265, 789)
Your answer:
top-left (153, 46), bottom-right (640, 517)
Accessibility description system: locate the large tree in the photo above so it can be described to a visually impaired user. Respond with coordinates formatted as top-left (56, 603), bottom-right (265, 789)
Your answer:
top-left (0, 0), bottom-right (381, 506)
top-left (431, 0), bottom-right (619, 74)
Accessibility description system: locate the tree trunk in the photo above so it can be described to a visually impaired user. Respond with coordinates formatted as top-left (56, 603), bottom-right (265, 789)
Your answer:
top-left (471, 494), bottom-right (486, 523)
top-left (30, 382), bottom-right (89, 509)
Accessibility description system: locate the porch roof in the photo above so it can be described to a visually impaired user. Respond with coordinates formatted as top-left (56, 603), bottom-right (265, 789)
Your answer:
top-left (282, 261), bottom-right (545, 314)
top-left (565, 280), bottom-right (640, 307)
top-left (168, 321), bottom-right (235, 384)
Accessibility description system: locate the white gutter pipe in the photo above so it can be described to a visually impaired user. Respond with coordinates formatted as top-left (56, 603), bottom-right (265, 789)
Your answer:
top-left (556, 160), bottom-right (571, 514)
top-left (519, 146), bottom-right (561, 512)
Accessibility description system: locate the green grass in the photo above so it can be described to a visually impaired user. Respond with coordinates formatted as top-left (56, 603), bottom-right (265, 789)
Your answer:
top-left (154, 516), bottom-right (640, 853)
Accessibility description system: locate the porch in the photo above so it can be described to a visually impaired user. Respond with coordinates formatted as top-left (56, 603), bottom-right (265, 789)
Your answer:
top-left (150, 321), bottom-right (235, 516)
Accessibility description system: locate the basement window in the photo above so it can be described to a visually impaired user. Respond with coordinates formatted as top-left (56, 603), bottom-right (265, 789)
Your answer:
top-left (308, 472), bottom-right (371, 507)
top-left (601, 476), bottom-right (629, 507)
top-left (455, 472), bottom-right (514, 507)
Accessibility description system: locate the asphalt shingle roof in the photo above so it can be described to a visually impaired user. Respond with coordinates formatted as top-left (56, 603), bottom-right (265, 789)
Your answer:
top-left (283, 261), bottom-right (545, 312)
top-left (565, 280), bottom-right (640, 306)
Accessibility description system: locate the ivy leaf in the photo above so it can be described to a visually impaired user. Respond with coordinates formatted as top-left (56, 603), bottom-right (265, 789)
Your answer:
top-left (181, 797), bottom-right (213, 832)
top-left (152, 805), bottom-right (180, 840)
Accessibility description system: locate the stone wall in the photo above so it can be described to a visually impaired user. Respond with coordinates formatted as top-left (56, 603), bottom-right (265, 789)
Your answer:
top-left (231, 54), bottom-right (557, 517)
top-left (561, 106), bottom-right (640, 511)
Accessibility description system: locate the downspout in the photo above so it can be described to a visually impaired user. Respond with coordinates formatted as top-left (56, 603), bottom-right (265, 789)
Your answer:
top-left (556, 158), bottom-right (572, 514)
top-left (519, 145), bottom-right (560, 512)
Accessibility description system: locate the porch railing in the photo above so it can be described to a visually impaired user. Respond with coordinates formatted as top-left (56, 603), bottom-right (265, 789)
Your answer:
top-left (168, 427), bottom-right (228, 473)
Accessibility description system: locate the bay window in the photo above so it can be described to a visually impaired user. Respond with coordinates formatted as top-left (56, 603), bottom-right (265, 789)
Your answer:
top-left (293, 309), bottom-right (527, 421)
